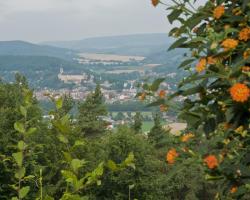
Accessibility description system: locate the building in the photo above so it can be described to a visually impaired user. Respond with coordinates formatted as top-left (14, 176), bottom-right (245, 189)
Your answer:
top-left (58, 68), bottom-right (87, 84)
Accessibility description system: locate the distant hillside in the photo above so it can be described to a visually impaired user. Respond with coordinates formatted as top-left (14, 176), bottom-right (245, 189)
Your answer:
top-left (42, 33), bottom-right (174, 56)
top-left (0, 41), bottom-right (77, 60)
top-left (0, 55), bottom-right (88, 89)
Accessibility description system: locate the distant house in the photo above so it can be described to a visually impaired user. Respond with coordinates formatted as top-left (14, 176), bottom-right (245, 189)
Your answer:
top-left (58, 68), bottom-right (87, 84)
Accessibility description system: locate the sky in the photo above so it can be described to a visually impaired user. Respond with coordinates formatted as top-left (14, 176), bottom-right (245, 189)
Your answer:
top-left (0, 0), bottom-right (206, 43)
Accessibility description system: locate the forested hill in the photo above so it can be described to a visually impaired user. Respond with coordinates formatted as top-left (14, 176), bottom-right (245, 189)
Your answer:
top-left (0, 40), bottom-right (77, 60)
top-left (0, 55), bottom-right (88, 89)
top-left (41, 33), bottom-right (174, 56)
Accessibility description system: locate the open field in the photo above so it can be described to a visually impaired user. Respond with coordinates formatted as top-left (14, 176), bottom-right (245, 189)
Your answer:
top-left (78, 53), bottom-right (145, 62)
top-left (105, 64), bottom-right (161, 74)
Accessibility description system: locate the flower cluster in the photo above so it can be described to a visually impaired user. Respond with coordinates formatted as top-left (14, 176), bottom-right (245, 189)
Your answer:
top-left (166, 149), bottom-right (178, 164)
top-left (230, 83), bottom-right (250, 103)
top-left (152, 0), bottom-right (250, 198)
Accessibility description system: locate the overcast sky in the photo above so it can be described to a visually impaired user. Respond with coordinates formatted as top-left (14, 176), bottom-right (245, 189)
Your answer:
top-left (0, 0), bottom-right (206, 43)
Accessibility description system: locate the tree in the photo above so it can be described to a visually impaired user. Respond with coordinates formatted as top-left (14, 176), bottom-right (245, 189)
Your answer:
top-left (78, 84), bottom-right (107, 137)
top-left (86, 126), bottom-right (168, 200)
top-left (148, 113), bottom-right (170, 149)
top-left (131, 112), bottom-right (142, 133)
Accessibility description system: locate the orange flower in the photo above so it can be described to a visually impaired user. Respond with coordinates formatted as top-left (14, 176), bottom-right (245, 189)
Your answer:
top-left (224, 24), bottom-right (230, 30)
top-left (166, 149), bottom-right (179, 164)
top-left (230, 186), bottom-right (237, 194)
top-left (204, 155), bottom-right (219, 169)
top-left (207, 56), bottom-right (217, 65)
top-left (221, 39), bottom-right (238, 50)
top-left (223, 123), bottom-right (232, 130)
top-left (213, 5), bottom-right (225, 19)
top-left (160, 104), bottom-right (167, 112)
top-left (243, 49), bottom-right (250, 59)
top-left (151, 0), bottom-right (159, 7)
top-left (139, 93), bottom-right (146, 101)
top-left (242, 66), bottom-right (250, 72)
top-left (196, 58), bottom-right (206, 73)
top-left (239, 27), bottom-right (250, 41)
top-left (230, 83), bottom-right (250, 103)
top-left (181, 133), bottom-right (194, 142)
top-left (159, 90), bottom-right (166, 98)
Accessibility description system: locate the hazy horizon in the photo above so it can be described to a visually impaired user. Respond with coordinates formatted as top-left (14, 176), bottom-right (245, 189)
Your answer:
top-left (0, 0), bottom-right (206, 43)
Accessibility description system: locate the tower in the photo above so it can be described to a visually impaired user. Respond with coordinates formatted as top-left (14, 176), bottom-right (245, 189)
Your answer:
top-left (60, 67), bottom-right (64, 74)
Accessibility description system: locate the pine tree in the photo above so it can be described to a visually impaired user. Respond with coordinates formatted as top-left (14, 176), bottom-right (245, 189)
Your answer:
top-left (132, 112), bottom-right (142, 133)
top-left (78, 84), bottom-right (107, 137)
top-left (148, 113), bottom-right (169, 148)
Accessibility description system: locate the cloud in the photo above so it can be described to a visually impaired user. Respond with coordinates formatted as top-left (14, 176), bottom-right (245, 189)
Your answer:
top-left (0, 0), bottom-right (205, 42)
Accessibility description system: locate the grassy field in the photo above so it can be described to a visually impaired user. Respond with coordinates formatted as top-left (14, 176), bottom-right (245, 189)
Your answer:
top-left (110, 112), bottom-right (168, 132)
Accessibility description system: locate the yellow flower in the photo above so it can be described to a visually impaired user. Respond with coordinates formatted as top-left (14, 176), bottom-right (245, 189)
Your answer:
top-left (230, 83), bottom-right (250, 103)
top-left (221, 39), bottom-right (238, 51)
top-left (166, 149), bottom-right (179, 164)
top-left (181, 133), bottom-right (194, 142)
top-left (235, 126), bottom-right (244, 133)
top-left (239, 27), bottom-right (250, 41)
top-left (196, 58), bottom-right (206, 73)
top-left (213, 5), bottom-right (225, 19)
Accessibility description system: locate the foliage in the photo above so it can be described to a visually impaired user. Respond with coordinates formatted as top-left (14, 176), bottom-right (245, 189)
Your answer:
top-left (148, 113), bottom-right (170, 149)
top-left (0, 77), bottom-right (134, 199)
top-left (131, 112), bottom-right (143, 133)
top-left (77, 84), bottom-right (108, 137)
top-left (149, 0), bottom-right (250, 198)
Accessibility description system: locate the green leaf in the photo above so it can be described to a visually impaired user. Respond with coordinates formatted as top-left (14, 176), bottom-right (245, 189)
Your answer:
top-left (180, 86), bottom-right (202, 96)
top-left (17, 141), bottom-right (26, 151)
top-left (60, 194), bottom-right (85, 200)
top-left (94, 163), bottom-right (104, 176)
top-left (20, 106), bottom-right (27, 117)
top-left (147, 99), bottom-right (165, 107)
top-left (14, 122), bottom-right (25, 134)
top-left (61, 170), bottom-right (77, 184)
top-left (129, 184), bottom-right (135, 190)
top-left (97, 180), bottom-right (102, 186)
top-left (168, 9), bottom-right (182, 24)
top-left (15, 167), bottom-right (26, 179)
top-left (74, 140), bottom-right (86, 147)
top-left (26, 127), bottom-right (37, 135)
top-left (107, 160), bottom-right (118, 171)
top-left (56, 97), bottom-right (63, 109)
top-left (19, 186), bottom-right (30, 198)
top-left (168, 37), bottom-right (188, 51)
top-left (124, 152), bottom-right (135, 169)
top-left (12, 152), bottom-right (23, 167)
top-left (205, 174), bottom-right (224, 180)
top-left (150, 78), bottom-right (165, 91)
top-left (23, 175), bottom-right (35, 180)
top-left (11, 197), bottom-right (18, 200)
top-left (44, 195), bottom-right (54, 200)
top-left (71, 159), bottom-right (87, 173)
top-left (57, 134), bottom-right (69, 144)
top-left (63, 152), bottom-right (72, 163)
top-left (179, 59), bottom-right (195, 69)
